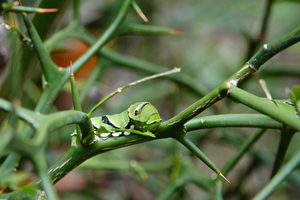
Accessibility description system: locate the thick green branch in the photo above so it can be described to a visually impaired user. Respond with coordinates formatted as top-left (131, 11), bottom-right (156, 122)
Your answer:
top-left (249, 27), bottom-right (300, 69)
top-left (228, 86), bottom-right (300, 131)
top-left (185, 114), bottom-right (284, 132)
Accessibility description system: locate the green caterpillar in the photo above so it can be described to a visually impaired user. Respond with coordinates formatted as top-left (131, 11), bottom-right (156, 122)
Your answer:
top-left (91, 102), bottom-right (161, 138)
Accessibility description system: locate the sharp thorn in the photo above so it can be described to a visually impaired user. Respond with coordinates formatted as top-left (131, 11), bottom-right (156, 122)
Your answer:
top-left (70, 61), bottom-right (74, 77)
top-left (38, 8), bottom-right (59, 13)
top-left (138, 11), bottom-right (148, 23)
top-left (218, 172), bottom-right (231, 184)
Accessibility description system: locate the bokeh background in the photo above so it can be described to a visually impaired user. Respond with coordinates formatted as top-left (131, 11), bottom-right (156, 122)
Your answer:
top-left (1, 0), bottom-right (300, 199)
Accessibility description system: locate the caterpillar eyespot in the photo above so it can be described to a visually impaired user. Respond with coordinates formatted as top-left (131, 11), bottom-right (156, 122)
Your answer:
top-left (134, 110), bottom-right (139, 116)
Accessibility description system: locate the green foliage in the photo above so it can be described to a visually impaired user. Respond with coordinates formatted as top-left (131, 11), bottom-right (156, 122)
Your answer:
top-left (1, 0), bottom-right (300, 199)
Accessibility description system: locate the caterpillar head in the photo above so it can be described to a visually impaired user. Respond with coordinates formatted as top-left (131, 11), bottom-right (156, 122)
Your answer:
top-left (128, 102), bottom-right (161, 132)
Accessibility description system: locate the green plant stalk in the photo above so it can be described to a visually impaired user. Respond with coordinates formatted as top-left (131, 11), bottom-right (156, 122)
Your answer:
top-left (43, 19), bottom-right (207, 97)
top-left (162, 26), bottom-right (300, 128)
top-left (70, 66), bottom-right (81, 112)
top-left (174, 134), bottom-right (231, 184)
top-left (53, 26), bottom-right (209, 96)
top-left (45, 135), bottom-right (153, 185)
top-left (0, 98), bottom-right (44, 129)
top-left (187, 166), bottom-right (211, 191)
top-left (214, 181), bottom-right (223, 200)
top-left (185, 114), bottom-right (283, 131)
top-left (249, 27), bottom-right (300, 69)
top-left (1, 134), bottom-right (157, 199)
top-left (69, 0), bottom-right (132, 76)
top-left (99, 47), bottom-right (209, 96)
top-left (115, 23), bottom-right (182, 36)
top-left (32, 0), bottom-right (72, 40)
top-left (32, 152), bottom-right (58, 200)
top-left (161, 84), bottom-right (225, 130)
top-left (156, 178), bottom-right (185, 200)
top-left (3, 5), bottom-right (58, 13)
top-left (80, 157), bottom-right (172, 172)
top-left (88, 67), bottom-right (180, 118)
top-left (21, 12), bottom-right (60, 83)
top-left (244, 0), bottom-right (273, 60)
top-left (36, 0), bottom-right (132, 113)
top-left (79, 58), bottom-right (106, 103)
top-left (70, 63), bottom-right (85, 145)
top-left (253, 147), bottom-right (300, 200)
top-left (0, 0), bottom-right (134, 185)
top-left (73, 0), bottom-right (80, 22)
top-left (271, 129), bottom-right (296, 178)
top-left (222, 129), bottom-right (266, 176)
top-left (131, 1), bottom-right (148, 22)
top-left (228, 86), bottom-right (300, 131)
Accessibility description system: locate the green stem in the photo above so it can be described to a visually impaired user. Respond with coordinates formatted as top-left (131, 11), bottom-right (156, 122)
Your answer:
top-left (271, 129), bottom-right (296, 178)
top-left (79, 58), bottom-right (106, 103)
top-left (32, 0), bottom-right (72, 40)
top-left (21, 12), bottom-right (60, 83)
top-left (100, 47), bottom-right (209, 96)
top-left (70, 0), bottom-right (132, 75)
top-left (253, 147), bottom-right (300, 200)
top-left (245, 0), bottom-right (273, 60)
top-left (73, 0), bottom-right (80, 22)
top-left (228, 86), bottom-right (300, 131)
top-left (4, 5), bottom-right (58, 13)
top-left (70, 63), bottom-right (85, 144)
top-left (174, 134), bottom-right (230, 184)
top-left (249, 26), bottom-right (300, 69)
top-left (222, 129), bottom-right (266, 176)
top-left (88, 68), bottom-right (180, 118)
top-left (185, 114), bottom-right (283, 131)
top-left (156, 178), bottom-right (186, 200)
top-left (32, 153), bottom-right (58, 200)
top-left (0, 98), bottom-right (44, 129)
top-left (116, 23), bottom-right (180, 36)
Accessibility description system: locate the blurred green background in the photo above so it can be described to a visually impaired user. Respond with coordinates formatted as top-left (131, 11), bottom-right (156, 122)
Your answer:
top-left (1, 0), bottom-right (300, 199)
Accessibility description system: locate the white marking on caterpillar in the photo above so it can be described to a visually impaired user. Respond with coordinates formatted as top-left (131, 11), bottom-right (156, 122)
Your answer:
top-left (130, 125), bottom-right (134, 129)
top-left (201, 118), bottom-right (204, 123)
top-left (263, 44), bottom-right (268, 50)
top-left (94, 135), bottom-right (100, 141)
top-left (124, 132), bottom-right (131, 136)
top-left (36, 111), bottom-right (40, 115)
top-left (100, 132), bottom-right (111, 137)
top-left (112, 132), bottom-right (122, 137)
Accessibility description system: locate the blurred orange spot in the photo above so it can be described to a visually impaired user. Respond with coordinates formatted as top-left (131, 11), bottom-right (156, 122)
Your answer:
top-left (50, 38), bottom-right (97, 79)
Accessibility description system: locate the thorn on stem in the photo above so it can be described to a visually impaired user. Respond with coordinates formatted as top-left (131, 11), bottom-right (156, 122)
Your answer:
top-left (70, 61), bottom-right (74, 77)
top-left (0, 186), bottom-right (7, 194)
top-left (138, 11), bottom-right (148, 23)
top-left (218, 172), bottom-right (231, 184)
top-left (172, 29), bottom-right (185, 35)
top-left (38, 8), bottom-right (59, 13)
top-left (5, 20), bottom-right (12, 27)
